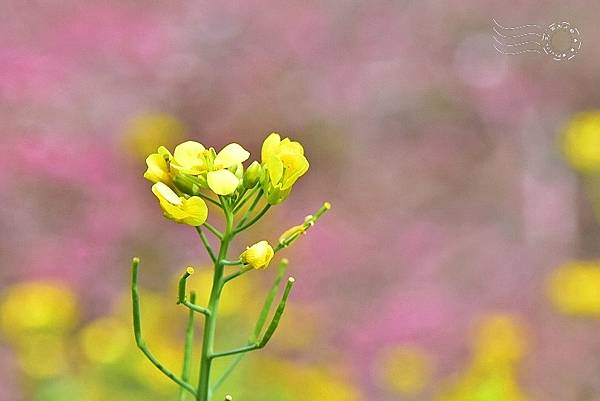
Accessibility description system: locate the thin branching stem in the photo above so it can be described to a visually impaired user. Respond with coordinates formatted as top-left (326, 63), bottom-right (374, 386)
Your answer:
top-left (234, 204), bottom-right (271, 234)
top-left (211, 277), bottom-right (294, 359)
top-left (233, 186), bottom-right (259, 214)
top-left (197, 193), bottom-right (222, 208)
top-left (212, 259), bottom-right (289, 393)
top-left (195, 227), bottom-right (216, 262)
top-left (203, 222), bottom-right (223, 240)
top-left (236, 189), bottom-right (263, 227)
top-left (131, 258), bottom-right (196, 397)
top-left (179, 291), bottom-right (197, 401)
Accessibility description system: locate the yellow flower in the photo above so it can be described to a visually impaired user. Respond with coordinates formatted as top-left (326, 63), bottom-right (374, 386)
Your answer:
top-left (472, 314), bottom-right (527, 369)
top-left (171, 140), bottom-right (208, 175)
top-left (1, 281), bottom-right (78, 340)
top-left (144, 146), bottom-right (173, 185)
top-left (240, 240), bottom-right (274, 269)
top-left (123, 113), bottom-right (185, 160)
top-left (79, 317), bottom-right (130, 364)
top-left (375, 345), bottom-right (432, 395)
top-left (171, 141), bottom-right (250, 195)
top-left (261, 133), bottom-right (309, 204)
top-left (548, 261), bottom-right (600, 316)
top-left (151, 182), bottom-right (208, 226)
top-left (562, 111), bottom-right (600, 173)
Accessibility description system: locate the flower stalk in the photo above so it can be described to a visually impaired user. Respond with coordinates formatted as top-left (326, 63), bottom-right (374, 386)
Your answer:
top-left (131, 133), bottom-right (329, 400)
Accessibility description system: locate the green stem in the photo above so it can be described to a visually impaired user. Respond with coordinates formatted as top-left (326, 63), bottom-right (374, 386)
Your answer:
top-left (223, 266), bottom-right (253, 283)
top-left (196, 199), bottom-right (234, 401)
top-left (210, 277), bottom-right (295, 359)
top-left (131, 258), bottom-right (196, 397)
top-left (233, 186), bottom-right (259, 214)
top-left (234, 204), bottom-right (271, 234)
top-left (211, 259), bottom-right (289, 393)
top-left (197, 193), bottom-right (222, 208)
top-left (179, 291), bottom-right (197, 401)
top-left (178, 267), bottom-right (195, 304)
top-left (253, 259), bottom-right (289, 339)
top-left (258, 277), bottom-right (295, 347)
top-left (236, 189), bottom-right (263, 227)
top-left (211, 356), bottom-right (244, 394)
top-left (195, 227), bottom-right (217, 262)
top-left (203, 222), bottom-right (224, 240)
top-left (183, 300), bottom-right (211, 316)
top-left (221, 259), bottom-right (242, 266)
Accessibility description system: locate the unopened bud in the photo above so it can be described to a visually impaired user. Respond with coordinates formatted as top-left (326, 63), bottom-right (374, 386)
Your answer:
top-left (240, 240), bottom-right (274, 270)
top-left (278, 224), bottom-right (306, 245)
top-left (243, 161), bottom-right (263, 189)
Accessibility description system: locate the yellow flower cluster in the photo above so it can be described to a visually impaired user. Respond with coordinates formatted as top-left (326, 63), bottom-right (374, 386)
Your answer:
top-left (144, 133), bottom-right (309, 226)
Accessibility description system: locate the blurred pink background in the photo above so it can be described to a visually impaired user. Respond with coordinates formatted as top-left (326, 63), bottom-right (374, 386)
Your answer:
top-left (2, 1), bottom-right (600, 400)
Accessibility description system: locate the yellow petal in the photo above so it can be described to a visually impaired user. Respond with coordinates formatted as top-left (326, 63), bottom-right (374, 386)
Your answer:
top-left (207, 169), bottom-right (240, 195)
top-left (240, 240), bottom-right (274, 269)
top-left (261, 133), bottom-right (281, 162)
top-left (266, 156), bottom-right (284, 185)
top-left (181, 197), bottom-right (208, 226)
top-left (280, 153), bottom-right (309, 189)
top-left (159, 199), bottom-right (187, 221)
top-left (152, 182), bottom-right (182, 206)
top-left (279, 137), bottom-right (305, 156)
top-left (173, 141), bottom-right (206, 174)
top-left (143, 154), bottom-right (170, 183)
top-left (214, 143), bottom-right (250, 168)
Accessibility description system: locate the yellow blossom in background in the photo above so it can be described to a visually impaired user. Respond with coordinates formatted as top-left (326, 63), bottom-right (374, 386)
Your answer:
top-left (0, 281), bottom-right (78, 340)
top-left (374, 345), bottom-right (433, 395)
top-left (240, 240), bottom-right (274, 269)
top-left (437, 370), bottom-right (529, 401)
top-left (123, 113), bottom-right (185, 160)
top-left (436, 313), bottom-right (529, 401)
top-left (112, 290), bottom-right (188, 394)
top-left (79, 317), bottom-right (130, 365)
top-left (270, 303), bottom-right (321, 350)
top-left (16, 333), bottom-right (69, 378)
top-left (151, 182), bottom-right (208, 225)
top-left (233, 356), bottom-right (362, 401)
top-left (548, 261), bottom-right (600, 316)
top-left (261, 133), bottom-right (309, 204)
top-left (562, 111), bottom-right (600, 173)
top-left (133, 336), bottom-right (183, 394)
top-left (472, 314), bottom-right (527, 369)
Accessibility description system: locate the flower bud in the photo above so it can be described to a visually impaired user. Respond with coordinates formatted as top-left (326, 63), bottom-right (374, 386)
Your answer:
top-left (173, 173), bottom-right (206, 196)
top-left (243, 161), bottom-right (262, 189)
top-left (278, 224), bottom-right (306, 246)
top-left (240, 240), bottom-right (274, 270)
